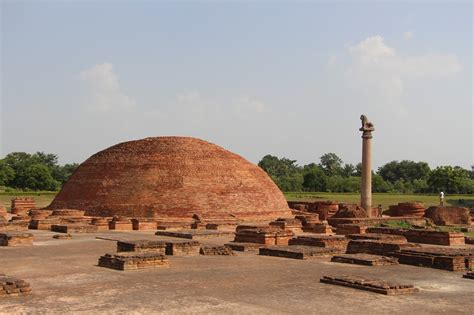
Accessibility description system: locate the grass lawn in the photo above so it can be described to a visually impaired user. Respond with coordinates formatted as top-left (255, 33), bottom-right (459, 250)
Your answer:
top-left (284, 192), bottom-right (474, 210)
top-left (0, 192), bottom-right (57, 211)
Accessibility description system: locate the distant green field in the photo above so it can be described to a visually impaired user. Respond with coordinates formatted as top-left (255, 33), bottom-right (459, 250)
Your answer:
top-left (284, 192), bottom-right (474, 210)
top-left (0, 192), bottom-right (57, 211)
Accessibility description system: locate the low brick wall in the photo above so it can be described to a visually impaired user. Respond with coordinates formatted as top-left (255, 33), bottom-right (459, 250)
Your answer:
top-left (200, 246), bottom-right (235, 256)
top-left (234, 227), bottom-right (294, 246)
top-left (335, 224), bottom-right (367, 235)
top-left (98, 252), bottom-right (169, 271)
top-left (165, 240), bottom-right (201, 256)
top-left (346, 239), bottom-right (418, 256)
top-left (117, 240), bottom-right (166, 254)
top-left (289, 235), bottom-right (348, 251)
top-left (0, 274), bottom-right (32, 296)
top-left (366, 227), bottom-right (465, 246)
top-left (51, 224), bottom-right (98, 233)
top-left (391, 247), bottom-right (474, 271)
top-left (0, 232), bottom-right (33, 246)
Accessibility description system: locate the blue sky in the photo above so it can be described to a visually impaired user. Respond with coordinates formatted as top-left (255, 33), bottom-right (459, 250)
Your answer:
top-left (1, 1), bottom-right (472, 169)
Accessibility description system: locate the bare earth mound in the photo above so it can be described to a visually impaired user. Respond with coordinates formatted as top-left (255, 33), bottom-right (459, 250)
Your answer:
top-left (48, 137), bottom-right (291, 222)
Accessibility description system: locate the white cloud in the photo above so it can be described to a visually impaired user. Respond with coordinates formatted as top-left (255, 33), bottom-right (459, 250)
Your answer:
top-left (79, 63), bottom-right (136, 112)
top-left (403, 31), bottom-right (414, 40)
top-left (340, 35), bottom-right (462, 103)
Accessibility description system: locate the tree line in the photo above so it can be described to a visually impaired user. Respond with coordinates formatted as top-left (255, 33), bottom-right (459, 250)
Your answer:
top-left (0, 152), bottom-right (78, 191)
top-left (1, 151), bottom-right (473, 194)
top-left (258, 153), bottom-right (474, 194)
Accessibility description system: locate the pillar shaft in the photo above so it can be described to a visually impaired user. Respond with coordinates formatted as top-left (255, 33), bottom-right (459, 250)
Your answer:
top-left (361, 134), bottom-right (372, 214)
top-left (359, 115), bottom-right (375, 217)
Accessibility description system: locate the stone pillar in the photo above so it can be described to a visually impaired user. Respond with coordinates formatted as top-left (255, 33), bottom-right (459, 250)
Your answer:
top-left (359, 115), bottom-right (375, 216)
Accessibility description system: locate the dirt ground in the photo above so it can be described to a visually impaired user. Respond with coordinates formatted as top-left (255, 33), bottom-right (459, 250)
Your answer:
top-left (1, 230), bottom-right (473, 314)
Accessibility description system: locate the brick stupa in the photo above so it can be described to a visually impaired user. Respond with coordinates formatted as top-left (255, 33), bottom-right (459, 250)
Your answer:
top-left (48, 137), bottom-right (291, 222)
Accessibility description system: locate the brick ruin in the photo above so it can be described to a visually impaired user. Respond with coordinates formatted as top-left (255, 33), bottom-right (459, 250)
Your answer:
top-left (0, 274), bottom-right (32, 296)
top-left (320, 275), bottom-right (418, 295)
top-left (386, 202), bottom-right (426, 218)
top-left (259, 246), bottom-right (338, 259)
top-left (0, 232), bottom-right (33, 247)
top-left (98, 252), bottom-right (169, 271)
top-left (424, 206), bottom-right (472, 225)
top-left (366, 227), bottom-right (466, 246)
top-left (117, 240), bottom-right (167, 254)
top-left (392, 247), bottom-right (473, 271)
top-left (200, 246), bottom-right (235, 256)
top-left (331, 253), bottom-right (399, 266)
top-left (233, 226), bottom-right (294, 246)
top-left (47, 137), bottom-right (292, 223)
top-left (10, 198), bottom-right (36, 219)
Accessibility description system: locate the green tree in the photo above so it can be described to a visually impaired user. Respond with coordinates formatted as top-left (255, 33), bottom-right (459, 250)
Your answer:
top-left (319, 153), bottom-right (343, 176)
top-left (258, 155), bottom-right (303, 191)
top-left (3, 152), bottom-right (34, 188)
top-left (427, 166), bottom-right (471, 194)
top-left (303, 167), bottom-right (328, 192)
top-left (378, 160), bottom-right (430, 183)
top-left (0, 160), bottom-right (15, 186)
top-left (52, 163), bottom-right (79, 185)
top-left (372, 174), bottom-right (392, 193)
top-left (24, 164), bottom-right (60, 191)
top-left (341, 164), bottom-right (356, 177)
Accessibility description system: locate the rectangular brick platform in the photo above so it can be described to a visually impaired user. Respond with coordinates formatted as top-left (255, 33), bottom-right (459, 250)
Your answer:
top-left (165, 240), bottom-right (201, 256)
top-left (463, 271), bottom-right (474, 279)
top-left (335, 224), bottom-right (367, 235)
top-left (200, 246), bottom-right (235, 256)
top-left (366, 227), bottom-right (465, 246)
top-left (155, 230), bottom-right (233, 240)
top-left (224, 242), bottom-right (263, 252)
top-left (0, 274), bottom-right (32, 296)
top-left (233, 227), bottom-right (294, 246)
top-left (331, 254), bottom-right (399, 266)
top-left (269, 218), bottom-right (303, 233)
top-left (302, 222), bottom-right (333, 234)
top-left (98, 252), bottom-right (169, 271)
top-left (391, 247), bottom-right (474, 271)
top-left (320, 275), bottom-right (418, 295)
top-left (288, 235), bottom-right (348, 251)
top-left (0, 232), bottom-right (33, 246)
top-left (117, 240), bottom-right (166, 254)
top-left (346, 239), bottom-right (419, 256)
top-left (51, 224), bottom-right (98, 233)
top-left (346, 233), bottom-right (408, 244)
top-left (259, 246), bottom-right (338, 260)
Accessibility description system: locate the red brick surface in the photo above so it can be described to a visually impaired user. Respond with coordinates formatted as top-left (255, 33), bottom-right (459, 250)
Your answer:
top-left (48, 137), bottom-right (291, 222)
